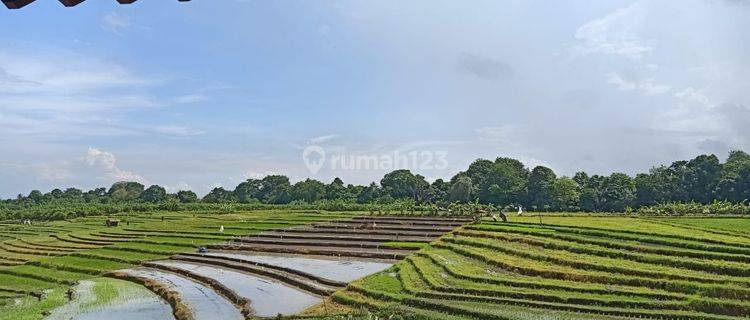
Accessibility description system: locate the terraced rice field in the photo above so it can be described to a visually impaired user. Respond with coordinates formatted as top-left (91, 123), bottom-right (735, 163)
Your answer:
top-left (326, 216), bottom-right (750, 320)
top-left (0, 210), bottom-right (356, 320)
top-left (4, 213), bottom-right (748, 319)
top-left (108, 215), bottom-right (471, 318)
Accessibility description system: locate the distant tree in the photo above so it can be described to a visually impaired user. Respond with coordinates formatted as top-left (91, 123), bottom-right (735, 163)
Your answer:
top-left (345, 184), bottom-right (364, 202)
top-left (462, 159), bottom-right (495, 201)
top-left (716, 150), bottom-right (750, 202)
top-left (84, 187), bottom-right (107, 203)
top-left (357, 183), bottom-right (381, 204)
top-left (573, 171), bottom-right (589, 189)
top-left (482, 158), bottom-right (529, 206)
top-left (234, 179), bottom-right (263, 203)
top-left (633, 166), bottom-right (674, 207)
top-left (425, 179), bottom-right (450, 203)
top-left (259, 175), bottom-right (291, 204)
top-left (63, 188), bottom-right (83, 200)
top-left (291, 179), bottom-right (327, 203)
top-left (684, 154), bottom-right (721, 204)
top-left (47, 189), bottom-right (64, 201)
top-left (527, 166), bottom-right (557, 210)
top-left (579, 175), bottom-right (604, 212)
top-left (381, 169), bottom-right (429, 202)
top-left (600, 173), bottom-right (635, 212)
top-left (325, 177), bottom-right (348, 201)
top-left (176, 190), bottom-right (198, 203)
top-left (140, 185), bottom-right (167, 203)
top-left (202, 187), bottom-right (235, 203)
top-left (27, 190), bottom-right (43, 204)
top-left (549, 177), bottom-right (580, 211)
top-left (449, 175), bottom-right (473, 203)
top-left (107, 181), bottom-right (145, 202)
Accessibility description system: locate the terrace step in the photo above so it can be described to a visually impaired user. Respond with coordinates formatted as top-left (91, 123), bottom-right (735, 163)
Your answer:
top-left (207, 243), bottom-right (409, 260)
top-left (276, 227), bottom-right (446, 238)
top-left (178, 252), bottom-right (348, 287)
top-left (171, 254), bottom-right (340, 296)
top-left (232, 237), bottom-right (415, 250)
top-left (50, 234), bottom-right (112, 246)
top-left (312, 222), bottom-right (455, 232)
top-left (0, 244), bottom-right (65, 256)
top-left (255, 232), bottom-right (433, 243)
top-left (352, 216), bottom-right (473, 222)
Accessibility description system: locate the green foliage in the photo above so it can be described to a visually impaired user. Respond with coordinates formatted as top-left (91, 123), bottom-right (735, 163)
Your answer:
top-left (638, 201), bottom-right (750, 216)
top-left (107, 182), bottom-right (145, 202)
top-left (4, 150), bottom-right (750, 220)
top-left (381, 170), bottom-right (430, 202)
top-left (139, 185), bottom-right (167, 203)
top-left (448, 176), bottom-right (473, 203)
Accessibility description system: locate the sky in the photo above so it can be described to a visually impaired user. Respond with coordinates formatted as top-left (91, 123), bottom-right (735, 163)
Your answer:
top-left (1, 0), bottom-right (749, 197)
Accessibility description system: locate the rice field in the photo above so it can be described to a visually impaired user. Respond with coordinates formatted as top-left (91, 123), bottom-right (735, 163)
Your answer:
top-left (0, 210), bottom-right (354, 320)
top-left (3, 212), bottom-right (749, 319)
top-left (323, 216), bottom-right (750, 320)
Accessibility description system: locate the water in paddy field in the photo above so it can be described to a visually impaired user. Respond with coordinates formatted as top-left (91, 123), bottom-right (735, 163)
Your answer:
top-left (122, 268), bottom-right (244, 320)
top-left (152, 261), bottom-right (322, 317)
top-left (205, 252), bottom-right (394, 282)
top-left (46, 280), bottom-right (174, 320)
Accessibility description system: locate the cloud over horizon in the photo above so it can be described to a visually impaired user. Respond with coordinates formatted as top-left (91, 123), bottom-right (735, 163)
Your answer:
top-left (0, 0), bottom-right (748, 197)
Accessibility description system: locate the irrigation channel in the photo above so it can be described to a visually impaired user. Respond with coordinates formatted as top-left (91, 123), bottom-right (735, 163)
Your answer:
top-left (60, 216), bottom-right (472, 319)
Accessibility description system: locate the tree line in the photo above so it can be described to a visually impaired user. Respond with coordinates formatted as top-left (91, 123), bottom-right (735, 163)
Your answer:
top-left (3, 150), bottom-right (750, 213)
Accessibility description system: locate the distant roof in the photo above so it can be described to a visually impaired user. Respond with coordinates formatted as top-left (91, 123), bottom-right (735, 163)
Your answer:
top-left (3, 0), bottom-right (190, 9)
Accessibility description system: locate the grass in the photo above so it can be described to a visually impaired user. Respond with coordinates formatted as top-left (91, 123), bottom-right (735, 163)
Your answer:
top-left (0, 286), bottom-right (67, 320)
top-left (318, 216), bottom-right (750, 319)
top-left (0, 209), bottom-right (354, 319)
top-left (5, 211), bottom-right (750, 319)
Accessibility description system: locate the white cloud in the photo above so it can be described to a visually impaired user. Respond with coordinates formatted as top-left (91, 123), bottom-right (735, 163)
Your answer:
top-left (0, 51), bottom-right (149, 95)
top-left (243, 170), bottom-right (278, 180)
top-left (573, 3), bottom-right (651, 60)
top-left (606, 72), bottom-right (670, 95)
top-left (86, 147), bottom-right (148, 184)
top-left (101, 12), bottom-right (131, 35)
top-left (675, 87), bottom-right (711, 108)
top-left (151, 125), bottom-right (205, 137)
top-left (166, 181), bottom-right (193, 193)
top-left (310, 134), bottom-right (340, 144)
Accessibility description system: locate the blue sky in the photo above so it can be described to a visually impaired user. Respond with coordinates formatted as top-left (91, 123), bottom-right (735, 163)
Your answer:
top-left (1, 0), bottom-right (749, 197)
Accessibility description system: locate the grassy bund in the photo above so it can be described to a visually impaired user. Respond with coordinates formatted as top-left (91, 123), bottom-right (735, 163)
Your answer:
top-left (318, 216), bottom-right (750, 320)
top-left (1, 211), bottom-right (749, 320)
top-left (0, 210), bottom-right (352, 320)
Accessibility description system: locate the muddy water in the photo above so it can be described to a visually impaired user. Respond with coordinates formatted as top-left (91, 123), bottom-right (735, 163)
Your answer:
top-left (124, 268), bottom-right (244, 320)
top-left (152, 261), bottom-right (322, 317)
top-left (204, 252), bottom-right (394, 282)
top-left (46, 280), bottom-right (174, 320)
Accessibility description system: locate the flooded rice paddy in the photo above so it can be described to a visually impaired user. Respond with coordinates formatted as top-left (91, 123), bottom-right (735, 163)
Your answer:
top-left (46, 279), bottom-right (174, 320)
top-left (123, 268), bottom-right (243, 320)
top-left (44, 216), bottom-right (465, 319)
top-left (151, 260), bottom-right (322, 317)
top-left (203, 252), bottom-right (394, 282)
